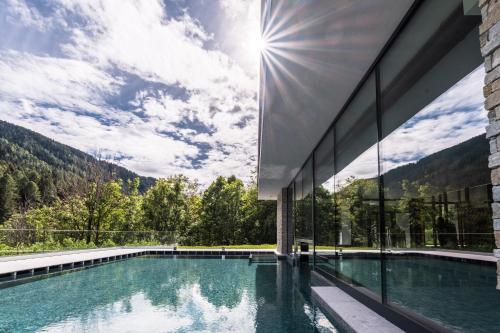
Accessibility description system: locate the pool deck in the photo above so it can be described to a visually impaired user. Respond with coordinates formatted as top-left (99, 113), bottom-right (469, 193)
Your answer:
top-left (0, 248), bottom-right (147, 276)
top-left (400, 249), bottom-right (497, 262)
top-left (0, 246), bottom-right (496, 282)
top-left (312, 286), bottom-right (404, 333)
top-left (0, 247), bottom-right (277, 280)
top-left (315, 248), bottom-right (498, 263)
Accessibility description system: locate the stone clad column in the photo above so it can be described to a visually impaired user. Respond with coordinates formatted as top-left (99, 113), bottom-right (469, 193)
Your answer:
top-left (276, 188), bottom-right (289, 255)
top-left (480, 0), bottom-right (500, 288)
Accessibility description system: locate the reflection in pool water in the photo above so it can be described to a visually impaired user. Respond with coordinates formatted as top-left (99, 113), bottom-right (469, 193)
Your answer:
top-left (0, 258), bottom-right (338, 333)
top-left (318, 255), bottom-right (500, 333)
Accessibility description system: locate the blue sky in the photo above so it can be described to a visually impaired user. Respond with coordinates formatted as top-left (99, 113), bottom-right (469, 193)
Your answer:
top-left (331, 66), bottom-right (487, 188)
top-left (0, 0), bottom-right (261, 186)
top-left (0, 0), bottom-right (488, 189)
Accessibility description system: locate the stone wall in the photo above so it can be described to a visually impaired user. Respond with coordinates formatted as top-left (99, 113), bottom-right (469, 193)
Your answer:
top-left (480, 0), bottom-right (500, 288)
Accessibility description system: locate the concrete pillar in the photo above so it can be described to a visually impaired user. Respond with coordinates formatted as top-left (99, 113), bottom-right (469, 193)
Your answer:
top-left (480, 0), bottom-right (500, 288)
top-left (276, 188), bottom-right (289, 255)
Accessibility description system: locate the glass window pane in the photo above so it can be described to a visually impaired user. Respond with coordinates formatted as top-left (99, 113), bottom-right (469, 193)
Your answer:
top-left (314, 129), bottom-right (335, 187)
top-left (314, 129), bottom-right (336, 248)
top-left (379, 1), bottom-right (498, 331)
top-left (296, 159), bottom-right (313, 243)
top-left (380, 0), bottom-right (483, 139)
top-left (293, 170), bottom-right (302, 252)
top-left (332, 73), bottom-right (381, 297)
top-left (313, 128), bottom-right (340, 278)
top-left (287, 184), bottom-right (294, 254)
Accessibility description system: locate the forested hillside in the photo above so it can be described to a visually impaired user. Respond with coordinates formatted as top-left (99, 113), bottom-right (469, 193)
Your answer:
top-left (0, 120), bottom-right (156, 196)
top-left (0, 120), bottom-right (488, 253)
top-left (0, 121), bottom-right (276, 253)
top-left (383, 134), bottom-right (490, 195)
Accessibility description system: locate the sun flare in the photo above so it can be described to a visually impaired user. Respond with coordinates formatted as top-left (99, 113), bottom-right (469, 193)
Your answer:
top-left (245, 30), bottom-right (269, 61)
top-left (257, 35), bottom-right (268, 53)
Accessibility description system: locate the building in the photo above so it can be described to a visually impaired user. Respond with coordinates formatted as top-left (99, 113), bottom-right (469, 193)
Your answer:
top-left (258, 0), bottom-right (500, 331)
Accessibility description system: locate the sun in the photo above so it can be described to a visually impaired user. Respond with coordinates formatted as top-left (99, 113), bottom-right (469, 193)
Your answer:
top-left (257, 35), bottom-right (268, 53)
top-left (246, 31), bottom-right (268, 58)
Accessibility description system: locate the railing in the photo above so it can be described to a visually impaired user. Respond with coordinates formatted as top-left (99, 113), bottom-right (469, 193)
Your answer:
top-left (0, 229), bottom-right (176, 256)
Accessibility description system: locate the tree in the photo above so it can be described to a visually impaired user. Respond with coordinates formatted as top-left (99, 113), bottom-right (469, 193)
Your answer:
top-left (142, 176), bottom-right (189, 243)
top-left (83, 156), bottom-right (109, 244)
top-left (223, 176), bottom-right (244, 244)
top-left (0, 174), bottom-right (16, 223)
top-left (27, 170), bottom-right (40, 183)
top-left (335, 177), bottom-right (379, 247)
top-left (199, 177), bottom-right (225, 245)
top-left (199, 176), bottom-right (245, 245)
top-left (22, 181), bottom-right (41, 210)
top-left (240, 181), bottom-right (276, 244)
top-left (179, 178), bottom-right (201, 244)
top-left (112, 178), bottom-right (143, 244)
top-left (314, 185), bottom-right (337, 246)
top-left (57, 196), bottom-right (88, 237)
top-left (87, 180), bottom-right (124, 245)
top-left (39, 170), bottom-right (57, 205)
top-left (183, 191), bottom-right (201, 245)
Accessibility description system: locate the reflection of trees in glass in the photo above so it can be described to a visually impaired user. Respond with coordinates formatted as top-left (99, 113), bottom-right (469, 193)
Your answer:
top-left (314, 186), bottom-right (338, 246)
top-left (315, 174), bottom-right (493, 251)
top-left (385, 179), bottom-right (494, 251)
top-left (295, 193), bottom-right (313, 240)
top-left (335, 177), bottom-right (379, 248)
top-left (386, 180), bottom-right (435, 247)
top-left (292, 195), bottom-right (302, 244)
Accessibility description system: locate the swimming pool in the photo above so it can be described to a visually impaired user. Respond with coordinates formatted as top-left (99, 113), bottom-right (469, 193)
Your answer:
top-left (0, 257), bottom-right (339, 333)
top-left (317, 255), bottom-right (500, 333)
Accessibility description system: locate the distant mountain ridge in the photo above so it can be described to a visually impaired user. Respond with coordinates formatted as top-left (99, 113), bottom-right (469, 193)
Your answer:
top-left (383, 134), bottom-right (490, 194)
top-left (0, 120), bottom-right (490, 199)
top-left (0, 120), bottom-right (155, 193)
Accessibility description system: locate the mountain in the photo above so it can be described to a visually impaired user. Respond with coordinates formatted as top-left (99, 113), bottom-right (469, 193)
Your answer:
top-left (383, 134), bottom-right (490, 195)
top-left (0, 120), bottom-right (155, 195)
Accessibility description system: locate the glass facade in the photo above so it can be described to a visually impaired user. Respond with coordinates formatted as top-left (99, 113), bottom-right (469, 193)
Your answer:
top-left (295, 159), bottom-right (313, 244)
top-left (284, 1), bottom-right (500, 331)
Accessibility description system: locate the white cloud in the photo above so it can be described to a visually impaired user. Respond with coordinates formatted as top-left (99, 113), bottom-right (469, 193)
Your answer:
top-left (331, 66), bottom-right (487, 189)
top-left (0, 50), bottom-right (121, 115)
top-left (0, 99), bottom-right (200, 178)
top-left (218, 0), bottom-right (262, 74)
top-left (380, 66), bottom-right (487, 173)
top-left (4, 0), bottom-right (52, 31)
top-left (0, 0), bottom-right (260, 187)
top-left (0, 0), bottom-right (485, 191)
top-left (59, 0), bottom-right (255, 93)
top-left (39, 285), bottom-right (257, 333)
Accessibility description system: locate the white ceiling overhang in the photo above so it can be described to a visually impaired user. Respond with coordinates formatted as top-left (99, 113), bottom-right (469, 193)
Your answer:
top-left (257, 0), bottom-right (415, 199)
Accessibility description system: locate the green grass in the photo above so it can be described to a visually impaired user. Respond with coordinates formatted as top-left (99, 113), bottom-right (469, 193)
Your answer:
top-left (178, 244), bottom-right (276, 249)
top-left (178, 245), bottom-right (375, 250)
top-left (315, 246), bottom-right (377, 250)
top-left (0, 239), bottom-right (164, 256)
top-left (178, 245), bottom-right (379, 250)
top-left (0, 243), bottom-right (279, 256)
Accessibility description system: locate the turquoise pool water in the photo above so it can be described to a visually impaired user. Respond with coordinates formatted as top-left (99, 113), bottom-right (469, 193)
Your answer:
top-left (0, 258), bottom-right (338, 333)
top-left (319, 255), bottom-right (500, 333)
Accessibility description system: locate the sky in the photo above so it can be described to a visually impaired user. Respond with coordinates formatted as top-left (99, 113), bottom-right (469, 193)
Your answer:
top-left (0, 0), bottom-right (261, 186)
top-left (332, 65), bottom-right (487, 189)
top-left (0, 0), bottom-right (488, 190)
top-left (302, 61), bottom-right (487, 192)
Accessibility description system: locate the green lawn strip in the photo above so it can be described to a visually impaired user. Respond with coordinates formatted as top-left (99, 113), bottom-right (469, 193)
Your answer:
top-left (178, 244), bottom-right (276, 249)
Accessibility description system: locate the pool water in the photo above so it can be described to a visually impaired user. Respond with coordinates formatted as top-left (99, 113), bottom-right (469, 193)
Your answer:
top-left (0, 258), bottom-right (339, 333)
top-left (320, 255), bottom-right (500, 333)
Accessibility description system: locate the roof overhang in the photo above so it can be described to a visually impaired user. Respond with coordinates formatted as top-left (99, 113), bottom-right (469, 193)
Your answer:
top-left (257, 0), bottom-right (415, 199)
